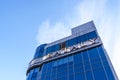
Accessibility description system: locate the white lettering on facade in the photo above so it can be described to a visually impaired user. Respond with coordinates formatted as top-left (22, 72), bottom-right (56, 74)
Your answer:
top-left (30, 38), bottom-right (99, 65)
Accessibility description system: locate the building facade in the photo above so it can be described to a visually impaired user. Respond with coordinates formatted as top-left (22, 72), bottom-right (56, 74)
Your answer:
top-left (26, 21), bottom-right (118, 80)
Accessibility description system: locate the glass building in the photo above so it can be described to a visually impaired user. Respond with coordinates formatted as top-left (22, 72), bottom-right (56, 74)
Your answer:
top-left (26, 21), bottom-right (118, 80)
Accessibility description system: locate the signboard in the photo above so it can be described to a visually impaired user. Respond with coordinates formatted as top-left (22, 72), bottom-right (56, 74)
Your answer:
top-left (42, 38), bottom-right (99, 60)
top-left (30, 37), bottom-right (100, 66)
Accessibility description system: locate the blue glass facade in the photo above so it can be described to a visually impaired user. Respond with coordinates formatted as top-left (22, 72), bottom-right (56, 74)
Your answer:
top-left (45, 31), bottom-right (97, 55)
top-left (34, 44), bottom-right (47, 59)
top-left (26, 21), bottom-right (118, 80)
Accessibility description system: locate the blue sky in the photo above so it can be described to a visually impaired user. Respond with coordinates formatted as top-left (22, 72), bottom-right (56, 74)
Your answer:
top-left (0, 0), bottom-right (120, 80)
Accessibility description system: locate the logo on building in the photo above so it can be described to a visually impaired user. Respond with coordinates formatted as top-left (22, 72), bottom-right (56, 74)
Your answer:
top-left (30, 37), bottom-right (100, 66)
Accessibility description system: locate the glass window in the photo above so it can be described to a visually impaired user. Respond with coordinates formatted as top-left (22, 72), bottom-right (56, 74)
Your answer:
top-left (93, 68), bottom-right (107, 80)
top-left (60, 42), bottom-right (66, 49)
top-left (85, 65), bottom-right (91, 71)
top-left (50, 74), bottom-right (56, 80)
top-left (68, 56), bottom-right (74, 75)
top-left (42, 64), bottom-right (47, 73)
top-left (88, 48), bottom-right (99, 59)
top-left (92, 62), bottom-right (102, 69)
top-left (97, 46), bottom-right (106, 57)
top-left (104, 66), bottom-right (115, 80)
top-left (45, 76), bottom-right (50, 80)
top-left (82, 51), bottom-right (89, 61)
top-left (87, 31), bottom-right (97, 39)
top-left (34, 44), bottom-right (46, 59)
top-left (58, 59), bottom-right (63, 65)
top-left (84, 60), bottom-right (90, 66)
top-left (68, 55), bottom-right (73, 62)
top-left (77, 33), bottom-right (93, 42)
top-left (103, 60), bottom-right (109, 67)
top-left (47, 62), bottom-right (52, 72)
top-left (41, 75), bottom-right (45, 80)
top-left (74, 68), bottom-right (84, 73)
top-left (50, 46), bottom-right (54, 53)
top-left (54, 44), bottom-right (60, 51)
top-left (80, 35), bottom-right (87, 42)
top-left (74, 63), bottom-right (83, 69)
top-left (86, 71), bottom-right (93, 80)
top-left (63, 57), bottom-right (68, 64)
top-left (59, 64), bottom-right (67, 71)
top-left (69, 68), bottom-right (74, 75)
top-left (45, 47), bottom-right (51, 54)
top-left (54, 57), bottom-right (68, 67)
top-left (53, 59), bottom-right (59, 67)
top-left (57, 77), bottom-right (68, 80)
top-left (77, 36), bottom-right (81, 43)
top-left (27, 69), bottom-right (34, 80)
top-left (66, 37), bottom-right (77, 47)
top-left (31, 68), bottom-right (39, 78)
top-left (74, 52), bottom-right (82, 64)
top-left (68, 74), bottom-right (74, 80)
top-left (57, 71), bottom-right (67, 79)
top-left (31, 78), bottom-right (36, 80)
top-left (90, 58), bottom-right (101, 64)
top-left (45, 44), bottom-right (60, 55)
top-left (36, 70), bottom-right (42, 80)
top-left (75, 73), bottom-right (85, 80)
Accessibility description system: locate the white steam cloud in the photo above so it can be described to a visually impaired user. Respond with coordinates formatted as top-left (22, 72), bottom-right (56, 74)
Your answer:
top-left (37, 0), bottom-right (120, 79)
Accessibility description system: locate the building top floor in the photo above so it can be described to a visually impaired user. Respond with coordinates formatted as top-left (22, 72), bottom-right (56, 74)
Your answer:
top-left (34, 21), bottom-right (99, 59)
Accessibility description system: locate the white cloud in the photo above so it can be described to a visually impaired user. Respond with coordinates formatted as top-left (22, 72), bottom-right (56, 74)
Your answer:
top-left (37, 0), bottom-right (120, 79)
top-left (36, 20), bottom-right (70, 44)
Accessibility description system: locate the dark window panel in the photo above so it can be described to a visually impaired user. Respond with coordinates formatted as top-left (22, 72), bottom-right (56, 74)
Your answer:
top-left (105, 66), bottom-right (116, 80)
top-left (93, 68), bottom-right (107, 80)
top-left (34, 44), bottom-right (47, 59)
top-left (98, 46), bottom-right (106, 57)
top-left (60, 42), bottom-right (66, 49)
top-left (74, 63), bottom-right (83, 69)
top-left (75, 73), bottom-right (85, 80)
top-left (86, 71), bottom-right (93, 80)
top-left (66, 37), bottom-right (77, 47)
top-left (80, 35), bottom-right (87, 42)
top-left (89, 48), bottom-right (99, 59)
top-left (90, 58), bottom-right (101, 64)
top-left (85, 65), bottom-right (91, 71)
top-left (92, 62), bottom-right (103, 69)
top-left (82, 51), bottom-right (89, 61)
top-left (74, 52), bottom-right (82, 64)
top-left (68, 74), bottom-right (74, 80)
top-left (74, 68), bottom-right (84, 73)
top-left (87, 31), bottom-right (97, 39)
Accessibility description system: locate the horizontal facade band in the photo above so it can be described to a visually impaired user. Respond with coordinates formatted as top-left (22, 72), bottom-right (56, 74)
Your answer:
top-left (26, 38), bottom-right (102, 75)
